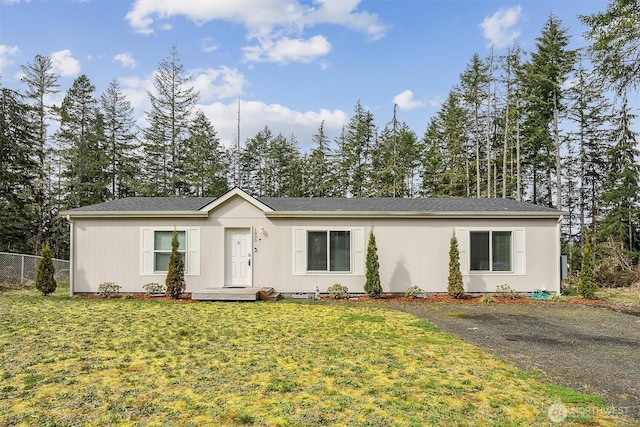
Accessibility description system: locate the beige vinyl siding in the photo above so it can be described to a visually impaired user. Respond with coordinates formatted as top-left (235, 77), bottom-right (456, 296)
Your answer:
top-left (69, 194), bottom-right (562, 296)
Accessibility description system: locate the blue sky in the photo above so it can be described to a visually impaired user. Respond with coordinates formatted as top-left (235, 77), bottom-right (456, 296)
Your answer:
top-left (0, 0), bottom-right (609, 151)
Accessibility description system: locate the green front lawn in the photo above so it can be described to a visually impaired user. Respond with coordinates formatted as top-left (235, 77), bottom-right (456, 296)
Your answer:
top-left (0, 291), bottom-right (630, 426)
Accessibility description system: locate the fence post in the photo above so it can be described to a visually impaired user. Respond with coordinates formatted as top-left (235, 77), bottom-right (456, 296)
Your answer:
top-left (21, 255), bottom-right (25, 284)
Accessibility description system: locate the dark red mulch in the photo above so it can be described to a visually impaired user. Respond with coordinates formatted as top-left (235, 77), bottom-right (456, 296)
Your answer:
top-left (325, 293), bottom-right (640, 316)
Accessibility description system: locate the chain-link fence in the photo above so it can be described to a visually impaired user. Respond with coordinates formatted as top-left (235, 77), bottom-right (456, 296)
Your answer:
top-left (0, 252), bottom-right (70, 284)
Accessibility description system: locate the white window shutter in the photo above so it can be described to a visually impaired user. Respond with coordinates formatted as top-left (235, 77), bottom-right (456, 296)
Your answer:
top-left (140, 228), bottom-right (154, 274)
top-left (352, 228), bottom-right (365, 275)
top-left (292, 228), bottom-right (306, 274)
top-left (455, 228), bottom-right (469, 274)
top-left (514, 228), bottom-right (526, 275)
top-left (187, 228), bottom-right (200, 275)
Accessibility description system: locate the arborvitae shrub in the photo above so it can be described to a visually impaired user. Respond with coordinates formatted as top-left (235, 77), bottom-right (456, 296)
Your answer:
top-left (364, 227), bottom-right (382, 298)
top-left (447, 234), bottom-right (464, 299)
top-left (165, 229), bottom-right (186, 299)
top-left (35, 243), bottom-right (57, 296)
top-left (578, 238), bottom-right (598, 299)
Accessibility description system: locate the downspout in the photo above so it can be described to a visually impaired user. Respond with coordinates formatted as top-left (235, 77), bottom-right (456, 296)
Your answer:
top-left (556, 215), bottom-right (563, 294)
top-left (67, 215), bottom-right (74, 297)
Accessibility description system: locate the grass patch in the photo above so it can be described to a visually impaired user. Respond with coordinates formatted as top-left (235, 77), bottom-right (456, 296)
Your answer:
top-left (343, 313), bottom-right (385, 323)
top-left (596, 286), bottom-right (640, 305)
top-left (0, 295), bottom-right (629, 426)
top-left (539, 384), bottom-right (606, 406)
top-left (445, 311), bottom-right (472, 318)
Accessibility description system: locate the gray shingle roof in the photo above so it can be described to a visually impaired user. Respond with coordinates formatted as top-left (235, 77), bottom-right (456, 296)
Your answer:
top-left (259, 197), bottom-right (561, 213)
top-left (69, 197), bottom-right (216, 212)
top-left (67, 194), bottom-right (562, 214)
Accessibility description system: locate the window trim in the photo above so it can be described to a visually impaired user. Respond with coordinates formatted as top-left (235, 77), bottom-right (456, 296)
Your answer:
top-left (292, 227), bottom-right (365, 276)
top-left (306, 230), bottom-right (352, 273)
top-left (140, 227), bottom-right (200, 276)
top-left (469, 230), bottom-right (512, 273)
top-left (153, 230), bottom-right (186, 273)
top-left (456, 227), bottom-right (525, 276)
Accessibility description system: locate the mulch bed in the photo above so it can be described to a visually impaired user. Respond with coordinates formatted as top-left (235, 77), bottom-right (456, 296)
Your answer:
top-left (78, 290), bottom-right (640, 316)
top-left (326, 293), bottom-right (640, 316)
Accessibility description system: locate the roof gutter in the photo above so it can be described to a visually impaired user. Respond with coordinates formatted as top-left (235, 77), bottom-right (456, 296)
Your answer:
top-left (60, 210), bottom-right (210, 219)
top-left (264, 210), bottom-right (566, 219)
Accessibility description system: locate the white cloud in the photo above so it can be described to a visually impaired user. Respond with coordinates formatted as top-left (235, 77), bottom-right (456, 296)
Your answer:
top-left (198, 100), bottom-right (349, 150)
top-left (115, 67), bottom-right (347, 151)
top-left (119, 75), bottom-right (153, 116)
top-left (479, 6), bottom-right (522, 49)
top-left (125, 0), bottom-right (385, 63)
top-left (191, 66), bottom-right (246, 102)
top-left (201, 37), bottom-right (218, 53)
top-left (113, 52), bottom-right (136, 68)
top-left (304, 0), bottom-right (386, 41)
top-left (0, 44), bottom-right (19, 76)
top-left (243, 35), bottom-right (331, 64)
top-left (393, 90), bottom-right (426, 111)
top-left (50, 49), bottom-right (81, 77)
top-left (2, 0), bottom-right (29, 4)
top-left (427, 95), bottom-right (444, 108)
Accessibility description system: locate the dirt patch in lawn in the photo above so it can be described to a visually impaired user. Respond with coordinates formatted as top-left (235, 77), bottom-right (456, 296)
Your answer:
top-left (357, 296), bottom-right (640, 421)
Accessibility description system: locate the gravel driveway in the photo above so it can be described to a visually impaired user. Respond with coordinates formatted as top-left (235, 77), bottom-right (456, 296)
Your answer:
top-left (384, 301), bottom-right (640, 421)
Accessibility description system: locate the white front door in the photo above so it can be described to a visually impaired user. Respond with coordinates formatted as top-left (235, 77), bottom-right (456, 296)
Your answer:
top-left (225, 228), bottom-right (252, 287)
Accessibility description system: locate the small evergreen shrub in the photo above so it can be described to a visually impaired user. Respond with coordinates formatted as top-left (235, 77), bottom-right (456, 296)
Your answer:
top-left (404, 285), bottom-right (425, 298)
top-left (327, 283), bottom-right (348, 299)
top-left (495, 284), bottom-right (520, 299)
top-left (35, 243), bottom-right (57, 296)
top-left (143, 282), bottom-right (165, 295)
top-left (578, 238), bottom-right (598, 299)
top-left (479, 294), bottom-right (496, 304)
top-left (447, 234), bottom-right (465, 299)
top-left (97, 282), bottom-right (121, 298)
top-left (165, 229), bottom-right (186, 299)
top-left (364, 227), bottom-right (382, 298)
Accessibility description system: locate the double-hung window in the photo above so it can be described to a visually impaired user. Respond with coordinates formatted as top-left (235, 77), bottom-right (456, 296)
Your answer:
top-left (470, 230), bottom-right (512, 272)
top-left (307, 230), bottom-right (351, 272)
top-left (154, 230), bottom-right (186, 273)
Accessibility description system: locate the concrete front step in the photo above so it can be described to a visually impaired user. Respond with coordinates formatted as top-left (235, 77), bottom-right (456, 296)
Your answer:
top-left (192, 286), bottom-right (278, 301)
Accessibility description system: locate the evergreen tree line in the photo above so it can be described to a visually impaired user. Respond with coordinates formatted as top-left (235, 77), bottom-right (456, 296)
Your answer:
top-left (1, 2), bottom-right (639, 285)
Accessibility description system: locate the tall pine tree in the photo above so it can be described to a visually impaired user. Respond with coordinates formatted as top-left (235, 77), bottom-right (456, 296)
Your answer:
top-left (0, 87), bottom-right (38, 253)
top-left (520, 14), bottom-right (576, 207)
top-left (305, 121), bottom-right (337, 197)
top-left (182, 110), bottom-right (229, 196)
top-left (581, 0), bottom-right (640, 95)
top-left (100, 79), bottom-right (139, 199)
top-left (600, 96), bottom-right (640, 254)
top-left (20, 54), bottom-right (59, 253)
top-left (459, 53), bottom-right (491, 198)
top-left (57, 75), bottom-right (109, 208)
top-left (337, 101), bottom-right (376, 197)
top-left (142, 45), bottom-right (199, 196)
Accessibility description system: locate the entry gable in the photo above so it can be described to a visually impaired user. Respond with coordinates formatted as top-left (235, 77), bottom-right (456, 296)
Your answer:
top-left (199, 187), bottom-right (274, 214)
